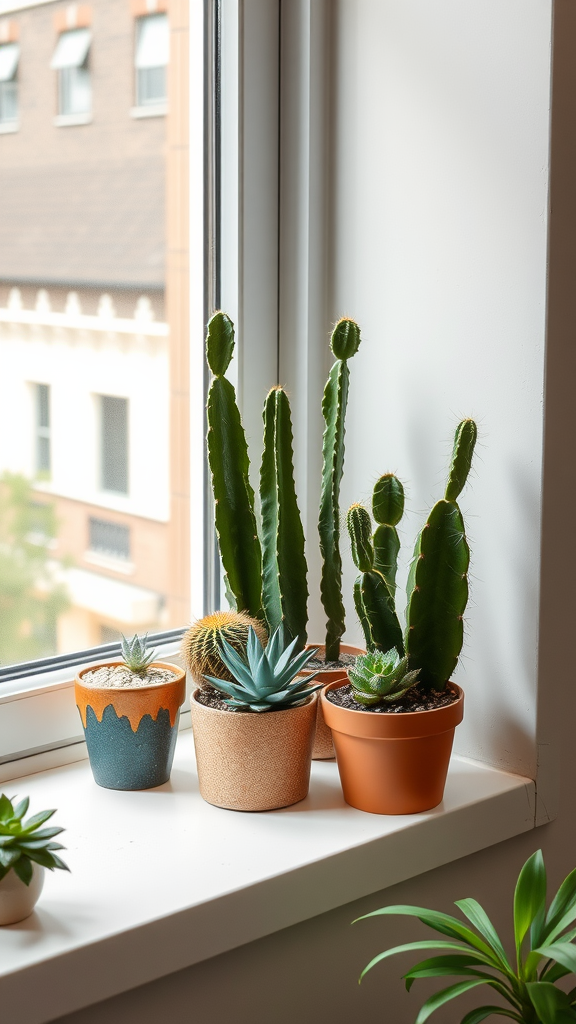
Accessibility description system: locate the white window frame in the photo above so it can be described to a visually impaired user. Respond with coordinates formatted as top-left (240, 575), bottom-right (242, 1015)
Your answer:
top-left (0, 41), bottom-right (19, 128)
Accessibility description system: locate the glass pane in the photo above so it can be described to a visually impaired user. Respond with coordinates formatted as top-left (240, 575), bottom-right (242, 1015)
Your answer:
top-left (0, 0), bottom-right (194, 667)
top-left (0, 80), bottom-right (18, 123)
top-left (136, 67), bottom-right (166, 106)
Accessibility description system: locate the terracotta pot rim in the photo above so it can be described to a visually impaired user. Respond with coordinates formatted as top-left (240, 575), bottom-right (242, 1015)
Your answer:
top-left (191, 687), bottom-right (317, 719)
top-left (322, 677), bottom-right (462, 718)
top-left (76, 661), bottom-right (186, 694)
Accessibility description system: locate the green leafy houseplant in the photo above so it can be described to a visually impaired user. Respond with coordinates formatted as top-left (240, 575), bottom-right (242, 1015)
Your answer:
top-left (356, 850), bottom-right (576, 1024)
top-left (0, 794), bottom-right (68, 885)
top-left (203, 625), bottom-right (323, 712)
top-left (348, 649), bottom-right (420, 707)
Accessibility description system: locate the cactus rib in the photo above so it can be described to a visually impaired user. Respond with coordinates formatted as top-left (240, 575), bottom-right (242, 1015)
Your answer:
top-left (319, 318), bottom-right (362, 663)
top-left (260, 388), bottom-right (308, 649)
top-left (205, 312), bottom-right (263, 619)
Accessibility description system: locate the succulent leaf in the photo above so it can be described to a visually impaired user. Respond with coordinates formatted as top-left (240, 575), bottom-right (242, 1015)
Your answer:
top-left (120, 633), bottom-right (157, 676)
top-left (0, 794), bottom-right (68, 885)
top-left (206, 626), bottom-right (322, 712)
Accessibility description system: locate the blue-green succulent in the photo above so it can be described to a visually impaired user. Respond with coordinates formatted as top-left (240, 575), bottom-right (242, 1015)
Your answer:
top-left (203, 626), bottom-right (323, 712)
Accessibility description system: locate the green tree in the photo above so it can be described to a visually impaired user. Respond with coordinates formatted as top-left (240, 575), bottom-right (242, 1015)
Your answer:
top-left (0, 473), bottom-right (69, 665)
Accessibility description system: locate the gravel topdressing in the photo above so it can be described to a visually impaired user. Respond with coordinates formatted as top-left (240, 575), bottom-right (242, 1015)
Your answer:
top-left (81, 665), bottom-right (177, 688)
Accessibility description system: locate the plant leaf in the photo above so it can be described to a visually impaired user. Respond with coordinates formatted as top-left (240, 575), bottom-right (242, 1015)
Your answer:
top-left (414, 980), bottom-right (494, 1024)
top-left (359, 941), bottom-right (498, 982)
top-left (526, 981), bottom-right (576, 1024)
top-left (514, 850), bottom-right (546, 963)
top-left (21, 809), bottom-right (56, 834)
top-left (13, 855), bottom-right (33, 886)
top-left (0, 846), bottom-right (20, 867)
top-left (455, 898), bottom-right (512, 973)
top-left (11, 797), bottom-right (29, 822)
top-left (534, 942), bottom-right (576, 976)
top-left (355, 905), bottom-right (499, 965)
top-left (546, 869), bottom-right (576, 936)
top-left (0, 795), bottom-right (13, 822)
top-left (460, 1008), bottom-right (523, 1024)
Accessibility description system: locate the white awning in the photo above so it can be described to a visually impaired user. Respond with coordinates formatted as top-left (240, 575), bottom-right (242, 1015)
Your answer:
top-left (135, 14), bottom-right (169, 69)
top-left (50, 28), bottom-right (91, 70)
top-left (63, 568), bottom-right (161, 625)
top-left (0, 43), bottom-right (19, 83)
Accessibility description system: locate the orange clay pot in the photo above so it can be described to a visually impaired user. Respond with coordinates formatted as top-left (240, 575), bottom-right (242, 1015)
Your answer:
top-left (321, 678), bottom-right (464, 814)
top-left (304, 644), bottom-right (365, 760)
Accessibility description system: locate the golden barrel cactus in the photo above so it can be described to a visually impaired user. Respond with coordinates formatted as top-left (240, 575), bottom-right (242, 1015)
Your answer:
top-left (182, 611), bottom-right (267, 687)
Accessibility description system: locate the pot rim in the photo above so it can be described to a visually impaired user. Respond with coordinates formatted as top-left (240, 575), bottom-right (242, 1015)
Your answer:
top-left (191, 686), bottom-right (317, 718)
top-left (321, 677), bottom-right (464, 739)
top-left (76, 660), bottom-right (186, 694)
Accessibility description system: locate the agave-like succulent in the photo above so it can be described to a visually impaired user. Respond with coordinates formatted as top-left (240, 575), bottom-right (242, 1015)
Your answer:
top-left (349, 648), bottom-right (420, 707)
top-left (203, 626), bottom-right (323, 712)
top-left (0, 794), bottom-right (69, 885)
top-left (121, 633), bottom-right (157, 676)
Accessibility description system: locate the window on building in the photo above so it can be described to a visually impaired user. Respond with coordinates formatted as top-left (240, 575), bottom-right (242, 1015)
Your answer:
top-left (50, 28), bottom-right (92, 117)
top-left (0, 42), bottom-right (19, 125)
top-left (100, 396), bottom-right (128, 495)
top-left (88, 517), bottom-right (130, 560)
top-left (135, 14), bottom-right (168, 108)
top-left (35, 383), bottom-right (51, 476)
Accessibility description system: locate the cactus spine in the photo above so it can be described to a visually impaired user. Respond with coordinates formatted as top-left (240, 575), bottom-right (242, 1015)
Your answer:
top-left (205, 312), bottom-right (263, 619)
top-left (372, 473), bottom-right (404, 595)
top-left (347, 503), bottom-right (404, 656)
top-left (405, 419), bottom-right (477, 691)
top-left (260, 387), bottom-right (308, 649)
top-left (182, 610), bottom-right (268, 685)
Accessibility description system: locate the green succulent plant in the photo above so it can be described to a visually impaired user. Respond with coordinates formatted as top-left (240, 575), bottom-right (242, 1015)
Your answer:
top-left (349, 648), bottom-right (420, 707)
top-left (203, 626), bottom-right (323, 712)
top-left (356, 849), bottom-right (576, 1024)
top-left (120, 633), bottom-right (157, 676)
top-left (0, 794), bottom-right (69, 885)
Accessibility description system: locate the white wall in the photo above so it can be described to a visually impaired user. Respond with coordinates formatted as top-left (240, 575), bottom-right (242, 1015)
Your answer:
top-left (328, 0), bottom-right (552, 779)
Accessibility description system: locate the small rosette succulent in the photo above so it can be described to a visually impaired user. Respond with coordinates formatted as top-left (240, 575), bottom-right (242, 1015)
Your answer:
top-left (349, 648), bottom-right (420, 707)
top-left (121, 632), bottom-right (157, 676)
top-left (203, 626), bottom-right (323, 712)
top-left (0, 794), bottom-right (69, 885)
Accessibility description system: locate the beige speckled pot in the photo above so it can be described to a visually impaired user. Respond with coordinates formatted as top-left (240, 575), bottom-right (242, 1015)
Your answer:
top-left (190, 689), bottom-right (317, 811)
top-left (304, 644), bottom-right (365, 760)
top-left (0, 865), bottom-right (44, 926)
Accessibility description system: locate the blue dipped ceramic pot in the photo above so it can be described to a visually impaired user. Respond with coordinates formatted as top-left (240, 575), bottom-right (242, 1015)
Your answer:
top-left (75, 661), bottom-right (186, 790)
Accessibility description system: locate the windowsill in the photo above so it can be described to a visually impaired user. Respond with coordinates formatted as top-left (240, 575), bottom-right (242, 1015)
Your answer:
top-left (130, 103), bottom-right (167, 118)
top-left (53, 112), bottom-right (92, 127)
top-left (0, 120), bottom-right (18, 134)
top-left (0, 728), bottom-right (536, 1024)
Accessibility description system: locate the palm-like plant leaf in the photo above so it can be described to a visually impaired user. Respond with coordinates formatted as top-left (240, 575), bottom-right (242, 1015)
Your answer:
top-left (526, 982), bottom-right (576, 1024)
top-left (514, 850), bottom-right (546, 966)
top-left (460, 1008), bottom-right (523, 1023)
top-left (415, 980), bottom-right (496, 1024)
top-left (455, 898), bottom-right (513, 973)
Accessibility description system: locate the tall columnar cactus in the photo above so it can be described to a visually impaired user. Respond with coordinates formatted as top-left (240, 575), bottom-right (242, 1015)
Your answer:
top-left (347, 504), bottom-right (404, 657)
top-left (206, 312), bottom-right (263, 620)
top-left (260, 387), bottom-right (309, 649)
top-left (405, 419), bottom-right (477, 691)
top-left (372, 474), bottom-right (405, 595)
top-left (319, 318), bottom-right (362, 663)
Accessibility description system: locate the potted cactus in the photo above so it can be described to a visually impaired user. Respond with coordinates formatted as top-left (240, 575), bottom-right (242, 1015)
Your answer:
top-left (75, 633), bottom-right (186, 791)
top-left (322, 420), bottom-right (476, 814)
top-left (0, 794), bottom-right (68, 926)
top-left (181, 610), bottom-right (268, 686)
top-left (205, 311), bottom-right (363, 760)
top-left (190, 626), bottom-right (322, 811)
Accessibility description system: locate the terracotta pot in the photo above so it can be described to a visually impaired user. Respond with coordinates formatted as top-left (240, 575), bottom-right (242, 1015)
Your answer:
top-left (75, 662), bottom-right (186, 791)
top-left (190, 689), bottom-right (317, 811)
top-left (0, 865), bottom-right (44, 926)
top-left (322, 678), bottom-right (464, 814)
top-left (304, 644), bottom-right (366, 760)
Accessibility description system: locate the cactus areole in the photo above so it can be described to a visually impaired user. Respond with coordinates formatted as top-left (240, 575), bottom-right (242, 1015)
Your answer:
top-left (319, 318), bottom-right (362, 663)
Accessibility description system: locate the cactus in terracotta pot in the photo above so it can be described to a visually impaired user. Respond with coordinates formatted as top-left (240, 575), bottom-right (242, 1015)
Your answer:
top-left (205, 312), bottom-right (263, 620)
top-left (260, 387), bottom-right (308, 650)
top-left (318, 318), bottom-right (362, 663)
top-left (405, 419), bottom-right (477, 691)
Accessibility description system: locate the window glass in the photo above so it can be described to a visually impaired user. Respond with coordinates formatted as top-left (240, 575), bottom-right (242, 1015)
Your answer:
top-left (135, 14), bottom-right (168, 108)
top-left (100, 395), bottom-right (128, 495)
top-left (0, 42), bottom-right (19, 124)
top-left (0, 0), bottom-right (193, 668)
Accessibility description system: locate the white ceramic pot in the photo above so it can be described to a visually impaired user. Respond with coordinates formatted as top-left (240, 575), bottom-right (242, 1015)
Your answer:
top-left (0, 865), bottom-right (44, 925)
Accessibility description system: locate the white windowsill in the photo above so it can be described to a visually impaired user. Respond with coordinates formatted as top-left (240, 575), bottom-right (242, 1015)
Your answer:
top-left (53, 112), bottom-right (92, 127)
top-left (130, 103), bottom-right (167, 118)
top-left (0, 120), bottom-right (19, 134)
top-left (0, 728), bottom-right (536, 1024)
